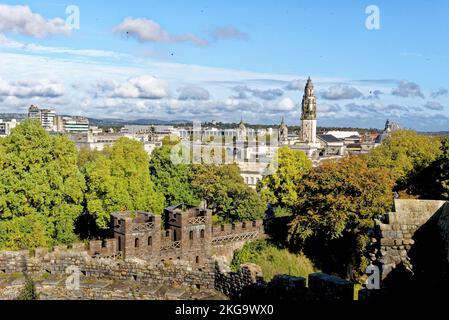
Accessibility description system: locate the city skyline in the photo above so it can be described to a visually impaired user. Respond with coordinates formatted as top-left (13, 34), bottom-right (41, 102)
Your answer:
top-left (0, 1), bottom-right (448, 131)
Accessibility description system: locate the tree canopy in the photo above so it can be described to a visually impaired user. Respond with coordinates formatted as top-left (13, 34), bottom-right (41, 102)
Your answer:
top-left (410, 136), bottom-right (449, 200)
top-left (190, 164), bottom-right (266, 223)
top-left (258, 147), bottom-right (312, 208)
top-left (0, 120), bottom-right (85, 249)
top-left (365, 130), bottom-right (441, 194)
top-left (81, 138), bottom-right (165, 229)
top-left (149, 145), bottom-right (200, 207)
top-left (288, 155), bottom-right (395, 279)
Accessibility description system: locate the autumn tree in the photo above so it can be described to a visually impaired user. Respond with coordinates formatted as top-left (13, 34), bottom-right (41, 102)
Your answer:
top-left (190, 164), bottom-right (266, 223)
top-left (289, 156), bottom-right (395, 280)
top-left (411, 136), bottom-right (449, 200)
top-left (0, 120), bottom-right (86, 249)
top-left (365, 130), bottom-right (441, 195)
top-left (258, 147), bottom-right (312, 209)
top-left (82, 138), bottom-right (165, 230)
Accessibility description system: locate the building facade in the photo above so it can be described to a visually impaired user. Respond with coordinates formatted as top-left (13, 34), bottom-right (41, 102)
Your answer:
top-left (0, 119), bottom-right (19, 137)
top-left (28, 105), bottom-right (57, 132)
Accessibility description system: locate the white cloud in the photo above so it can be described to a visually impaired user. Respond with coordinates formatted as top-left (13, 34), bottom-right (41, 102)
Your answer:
top-left (232, 85), bottom-right (284, 101)
top-left (0, 4), bottom-right (71, 38)
top-left (320, 85), bottom-right (363, 100)
top-left (177, 86), bottom-right (210, 101)
top-left (210, 26), bottom-right (248, 40)
top-left (0, 78), bottom-right (65, 98)
top-left (97, 76), bottom-right (170, 99)
top-left (430, 88), bottom-right (448, 98)
top-left (113, 17), bottom-right (208, 46)
top-left (0, 34), bottom-right (123, 58)
top-left (423, 101), bottom-right (444, 111)
top-left (284, 79), bottom-right (305, 91)
top-left (275, 97), bottom-right (295, 111)
top-left (391, 80), bottom-right (424, 98)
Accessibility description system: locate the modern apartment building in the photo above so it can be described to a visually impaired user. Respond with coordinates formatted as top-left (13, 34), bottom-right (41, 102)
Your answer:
top-left (28, 105), bottom-right (56, 132)
top-left (62, 116), bottom-right (90, 133)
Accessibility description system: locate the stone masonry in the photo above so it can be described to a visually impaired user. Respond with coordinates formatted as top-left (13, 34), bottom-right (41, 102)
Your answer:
top-left (375, 199), bottom-right (449, 280)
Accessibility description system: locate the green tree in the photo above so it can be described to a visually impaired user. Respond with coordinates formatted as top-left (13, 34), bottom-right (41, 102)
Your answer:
top-left (430, 137), bottom-right (449, 199)
top-left (412, 137), bottom-right (449, 200)
top-left (289, 156), bottom-right (395, 280)
top-left (365, 130), bottom-right (441, 194)
top-left (190, 164), bottom-right (266, 222)
top-left (149, 145), bottom-right (200, 207)
top-left (82, 138), bottom-right (165, 229)
top-left (258, 147), bottom-right (312, 208)
top-left (0, 120), bottom-right (85, 249)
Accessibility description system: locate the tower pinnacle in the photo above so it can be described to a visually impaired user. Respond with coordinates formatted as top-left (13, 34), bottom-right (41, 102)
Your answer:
top-left (300, 77), bottom-right (317, 144)
top-left (301, 78), bottom-right (317, 121)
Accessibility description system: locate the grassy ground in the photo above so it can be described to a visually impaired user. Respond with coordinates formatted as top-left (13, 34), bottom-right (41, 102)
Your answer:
top-left (230, 240), bottom-right (316, 281)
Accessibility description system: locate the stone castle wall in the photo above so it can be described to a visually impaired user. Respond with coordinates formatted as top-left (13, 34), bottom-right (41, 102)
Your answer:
top-left (108, 206), bottom-right (265, 266)
top-left (0, 247), bottom-right (215, 290)
top-left (214, 259), bottom-right (354, 301)
top-left (0, 247), bottom-right (355, 301)
top-left (375, 199), bottom-right (448, 280)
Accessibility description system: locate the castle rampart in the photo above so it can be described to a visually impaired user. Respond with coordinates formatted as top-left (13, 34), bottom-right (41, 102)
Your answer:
top-left (374, 199), bottom-right (449, 281)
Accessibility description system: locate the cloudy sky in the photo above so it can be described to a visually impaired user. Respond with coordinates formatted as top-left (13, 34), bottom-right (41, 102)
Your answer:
top-left (0, 0), bottom-right (448, 131)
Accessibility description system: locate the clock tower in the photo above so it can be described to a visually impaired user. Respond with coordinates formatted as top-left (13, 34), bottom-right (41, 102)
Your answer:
top-left (300, 77), bottom-right (317, 144)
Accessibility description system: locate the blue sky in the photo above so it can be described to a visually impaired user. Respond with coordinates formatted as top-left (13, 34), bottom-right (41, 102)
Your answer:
top-left (0, 1), bottom-right (448, 131)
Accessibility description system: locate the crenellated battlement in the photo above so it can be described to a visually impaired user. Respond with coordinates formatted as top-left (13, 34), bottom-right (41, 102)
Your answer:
top-left (1, 204), bottom-right (266, 268)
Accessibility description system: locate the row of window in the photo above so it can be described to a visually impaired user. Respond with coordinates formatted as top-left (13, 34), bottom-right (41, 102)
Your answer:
top-left (134, 236), bottom-right (152, 248)
top-left (131, 223), bottom-right (257, 248)
top-left (134, 229), bottom-right (207, 247)
top-left (243, 176), bottom-right (260, 185)
top-left (215, 221), bottom-right (256, 232)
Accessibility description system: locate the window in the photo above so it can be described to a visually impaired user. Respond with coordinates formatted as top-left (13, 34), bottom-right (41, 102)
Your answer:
top-left (200, 229), bottom-right (205, 238)
top-left (242, 222), bottom-right (246, 229)
top-left (252, 221), bottom-right (257, 227)
top-left (232, 224), bottom-right (235, 230)
top-left (195, 256), bottom-right (200, 264)
top-left (117, 236), bottom-right (122, 251)
top-left (220, 225), bottom-right (225, 232)
top-left (101, 240), bottom-right (107, 248)
top-left (148, 236), bottom-right (152, 246)
top-left (189, 231), bottom-right (194, 240)
top-left (135, 238), bottom-right (139, 248)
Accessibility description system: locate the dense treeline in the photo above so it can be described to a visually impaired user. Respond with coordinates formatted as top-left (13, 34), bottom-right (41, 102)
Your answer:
top-left (149, 139), bottom-right (266, 224)
top-left (1, 120), bottom-right (448, 286)
top-left (0, 120), bottom-right (265, 249)
top-left (258, 131), bottom-right (449, 281)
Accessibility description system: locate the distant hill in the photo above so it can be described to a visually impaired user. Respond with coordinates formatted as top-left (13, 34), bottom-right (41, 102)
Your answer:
top-left (0, 113), bottom-right (446, 135)
top-left (0, 113), bottom-right (27, 121)
top-left (87, 117), bottom-right (191, 126)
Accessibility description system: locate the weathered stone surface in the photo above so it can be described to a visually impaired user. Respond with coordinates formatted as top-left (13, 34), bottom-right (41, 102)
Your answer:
top-left (375, 199), bottom-right (449, 282)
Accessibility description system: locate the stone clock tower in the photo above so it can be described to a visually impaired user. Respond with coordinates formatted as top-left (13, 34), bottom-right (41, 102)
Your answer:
top-left (300, 77), bottom-right (317, 144)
